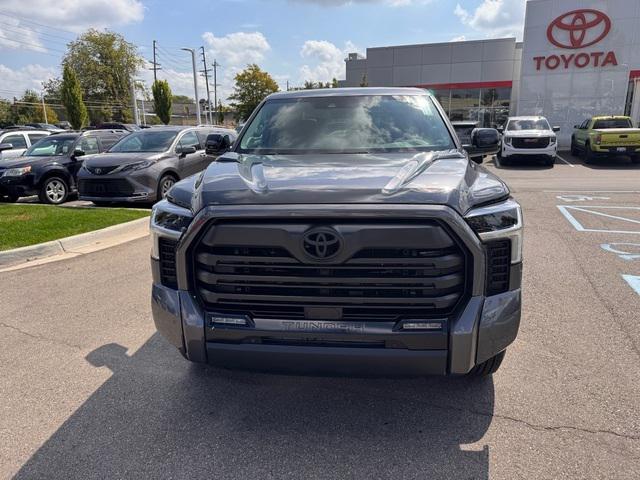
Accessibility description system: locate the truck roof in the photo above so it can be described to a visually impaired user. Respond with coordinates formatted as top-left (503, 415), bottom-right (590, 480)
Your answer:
top-left (268, 87), bottom-right (431, 100)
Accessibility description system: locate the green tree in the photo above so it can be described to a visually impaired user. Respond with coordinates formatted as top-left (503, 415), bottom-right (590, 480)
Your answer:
top-left (359, 74), bottom-right (368, 87)
top-left (217, 100), bottom-right (225, 124)
top-left (331, 78), bottom-right (339, 88)
top-left (228, 64), bottom-right (279, 121)
top-left (63, 29), bottom-right (142, 124)
top-left (303, 80), bottom-right (316, 90)
top-left (152, 80), bottom-right (172, 125)
top-left (13, 90), bottom-right (40, 123)
top-left (0, 99), bottom-right (12, 127)
top-left (60, 65), bottom-right (88, 129)
top-left (171, 94), bottom-right (194, 104)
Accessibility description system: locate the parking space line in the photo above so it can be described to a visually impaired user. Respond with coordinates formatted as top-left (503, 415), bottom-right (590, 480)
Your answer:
top-left (545, 190), bottom-right (640, 193)
top-left (555, 154), bottom-right (574, 167)
top-left (557, 205), bottom-right (640, 234)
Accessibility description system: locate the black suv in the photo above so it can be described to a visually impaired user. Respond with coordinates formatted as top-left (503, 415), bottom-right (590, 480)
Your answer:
top-left (149, 88), bottom-right (522, 377)
top-left (0, 130), bottom-right (128, 204)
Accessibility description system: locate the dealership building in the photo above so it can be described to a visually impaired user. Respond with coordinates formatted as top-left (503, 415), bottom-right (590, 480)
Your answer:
top-left (339, 0), bottom-right (640, 147)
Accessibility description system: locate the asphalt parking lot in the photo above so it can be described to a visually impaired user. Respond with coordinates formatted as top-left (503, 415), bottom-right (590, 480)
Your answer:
top-left (1, 152), bottom-right (639, 479)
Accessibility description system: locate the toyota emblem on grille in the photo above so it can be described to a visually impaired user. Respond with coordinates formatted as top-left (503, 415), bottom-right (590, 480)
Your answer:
top-left (95, 168), bottom-right (102, 175)
top-left (302, 228), bottom-right (342, 260)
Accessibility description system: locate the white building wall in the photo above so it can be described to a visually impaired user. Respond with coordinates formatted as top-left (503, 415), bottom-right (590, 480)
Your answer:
top-left (518, 0), bottom-right (640, 147)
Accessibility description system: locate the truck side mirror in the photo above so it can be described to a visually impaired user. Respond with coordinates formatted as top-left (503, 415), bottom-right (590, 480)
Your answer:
top-left (471, 128), bottom-right (500, 148)
top-left (552, 126), bottom-right (560, 132)
top-left (205, 134), bottom-right (230, 155)
top-left (0, 143), bottom-right (14, 151)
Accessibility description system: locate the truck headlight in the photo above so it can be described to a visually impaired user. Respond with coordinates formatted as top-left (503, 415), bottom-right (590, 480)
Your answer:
top-left (503, 136), bottom-right (512, 146)
top-left (150, 199), bottom-right (193, 259)
top-left (550, 136), bottom-right (556, 145)
top-left (465, 198), bottom-right (523, 264)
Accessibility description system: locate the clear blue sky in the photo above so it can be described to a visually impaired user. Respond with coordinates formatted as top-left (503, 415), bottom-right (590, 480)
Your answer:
top-left (0, 0), bottom-right (526, 101)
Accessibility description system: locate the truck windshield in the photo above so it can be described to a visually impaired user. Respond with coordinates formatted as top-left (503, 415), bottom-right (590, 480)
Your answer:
top-left (593, 118), bottom-right (632, 129)
top-left (238, 95), bottom-right (455, 154)
top-left (109, 130), bottom-right (178, 153)
top-left (506, 119), bottom-right (550, 131)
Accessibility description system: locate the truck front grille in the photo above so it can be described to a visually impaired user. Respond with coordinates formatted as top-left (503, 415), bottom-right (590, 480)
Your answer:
top-left (511, 137), bottom-right (550, 149)
top-left (192, 221), bottom-right (469, 321)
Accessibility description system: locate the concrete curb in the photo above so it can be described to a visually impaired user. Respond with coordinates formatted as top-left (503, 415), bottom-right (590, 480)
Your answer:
top-left (0, 217), bottom-right (150, 270)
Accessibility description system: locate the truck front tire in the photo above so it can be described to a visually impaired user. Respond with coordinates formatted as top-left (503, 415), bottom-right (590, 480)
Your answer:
top-left (468, 350), bottom-right (506, 377)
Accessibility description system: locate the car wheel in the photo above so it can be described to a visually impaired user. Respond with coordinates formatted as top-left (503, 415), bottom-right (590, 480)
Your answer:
top-left (545, 156), bottom-right (555, 167)
top-left (468, 350), bottom-right (506, 377)
top-left (157, 174), bottom-right (177, 201)
top-left (39, 176), bottom-right (69, 204)
top-left (584, 142), bottom-right (595, 164)
top-left (0, 193), bottom-right (19, 203)
top-left (570, 137), bottom-right (579, 156)
top-left (471, 156), bottom-right (483, 164)
top-left (631, 155), bottom-right (640, 164)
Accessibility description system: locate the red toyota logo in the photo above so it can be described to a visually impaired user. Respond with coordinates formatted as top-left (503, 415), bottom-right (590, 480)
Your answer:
top-left (547, 9), bottom-right (611, 49)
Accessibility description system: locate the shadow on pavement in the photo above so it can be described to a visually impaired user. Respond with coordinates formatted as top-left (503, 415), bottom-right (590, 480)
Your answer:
top-left (492, 156), bottom-right (555, 170)
top-left (573, 155), bottom-right (640, 170)
top-left (15, 334), bottom-right (495, 479)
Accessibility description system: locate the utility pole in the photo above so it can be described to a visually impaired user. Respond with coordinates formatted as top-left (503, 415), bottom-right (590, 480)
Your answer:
top-left (212, 59), bottom-right (220, 123)
top-left (41, 93), bottom-right (48, 123)
top-left (150, 40), bottom-right (162, 83)
top-left (200, 46), bottom-right (212, 125)
top-left (131, 80), bottom-right (140, 125)
top-left (182, 48), bottom-right (201, 125)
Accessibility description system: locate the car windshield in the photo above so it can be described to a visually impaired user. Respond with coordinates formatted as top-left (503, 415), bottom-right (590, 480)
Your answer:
top-left (593, 118), bottom-right (632, 129)
top-left (238, 94), bottom-right (455, 154)
top-left (109, 130), bottom-right (178, 152)
top-left (24, 136), bottom-right (77, 156)
top-left (507, 119), bottom-right (550, 131)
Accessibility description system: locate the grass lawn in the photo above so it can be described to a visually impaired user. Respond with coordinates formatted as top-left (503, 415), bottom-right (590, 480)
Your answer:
top-left (0, 205), bottom-right (149, 251)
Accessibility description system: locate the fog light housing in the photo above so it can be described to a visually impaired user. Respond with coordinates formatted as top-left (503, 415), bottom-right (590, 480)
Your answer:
top-left (401, 320), bottom-right (443, 331)
top-left (209, 314), bottom-right (250, 328)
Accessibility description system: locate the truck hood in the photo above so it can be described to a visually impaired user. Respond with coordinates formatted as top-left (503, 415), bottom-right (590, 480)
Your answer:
top-left (178, 150), bottom-right (509, 215)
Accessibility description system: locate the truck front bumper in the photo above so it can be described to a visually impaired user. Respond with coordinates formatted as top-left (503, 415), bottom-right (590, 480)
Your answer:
top-left (151, 260), bottom-right (522, 376)
top-left (502, 143), bottom-right (557, 159)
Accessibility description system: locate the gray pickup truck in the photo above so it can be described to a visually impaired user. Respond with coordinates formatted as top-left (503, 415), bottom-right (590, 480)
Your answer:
top-left (149, 87), bottom-right (522, 377)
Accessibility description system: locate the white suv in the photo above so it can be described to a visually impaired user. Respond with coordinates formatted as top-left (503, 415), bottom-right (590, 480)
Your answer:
top-left (498, 116), bottom-right (559, 167)
top-left (0, 129), bottom-right (50, 161)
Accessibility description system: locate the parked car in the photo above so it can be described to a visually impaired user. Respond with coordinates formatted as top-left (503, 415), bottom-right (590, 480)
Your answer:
top-left (498, 116), bottom-right (559, 166)
top-left (0, 129), bottom-right (51, 161)
top-left (56, 121), bottom-right (72, 130)
top-left (78, 126), bottom-right (236, 206)
top-left (571, 115), bottom-right (640, 164)
top-left (97, 122), bottom-right (141, 132)
top-left (0, 130), bottom-right (129, 204)
top-left (25, 123), bottom-right (65, 133)
top-left (149, 87), bottom-right (521, 377)
top-left (451, 121), bottom-right (501, 164)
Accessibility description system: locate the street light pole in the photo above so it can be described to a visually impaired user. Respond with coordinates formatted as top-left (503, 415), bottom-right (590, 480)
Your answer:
top-left (182, 48), bottom-right (201, 125)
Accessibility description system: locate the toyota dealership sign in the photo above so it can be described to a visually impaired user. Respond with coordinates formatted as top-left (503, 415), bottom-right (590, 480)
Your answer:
top-left (533, 9), bottom-right (618, 71)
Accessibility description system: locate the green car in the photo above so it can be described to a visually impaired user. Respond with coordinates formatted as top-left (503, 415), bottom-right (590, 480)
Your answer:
top-left (571, 116), bottom-right (640, 164)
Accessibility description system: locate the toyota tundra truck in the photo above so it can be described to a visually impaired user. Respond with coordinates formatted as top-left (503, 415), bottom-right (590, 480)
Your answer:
top-left (150, 88), bottom-right (523, 377)
top-left (571, 115), bottom-right (640, 164)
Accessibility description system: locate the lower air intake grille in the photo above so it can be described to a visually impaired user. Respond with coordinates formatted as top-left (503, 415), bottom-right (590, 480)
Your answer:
top-left (159, 238), bottom-right (178, 289)
top-left (485, 240), bottom-right (511, 296)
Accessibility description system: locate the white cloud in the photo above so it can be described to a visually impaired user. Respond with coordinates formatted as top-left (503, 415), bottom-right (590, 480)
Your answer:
top-left (202, 31), bottom-right (271, 68)
top-left (454, 0), bottom-right (525, 39)
top-left (0, 17), bottom-right (45, 53)
top-left (1, 0), bottom-right (144, 32)
top-left (201, 31), bottom-right (272, 103)
top-left (290, 0), bottom-right (429, 6)
top-left (298, 40), bottom-right (362, 84)
top-left (450, 35), bottom-right (466, 42)
top-left (0, 64), bottom-right (58, 97)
